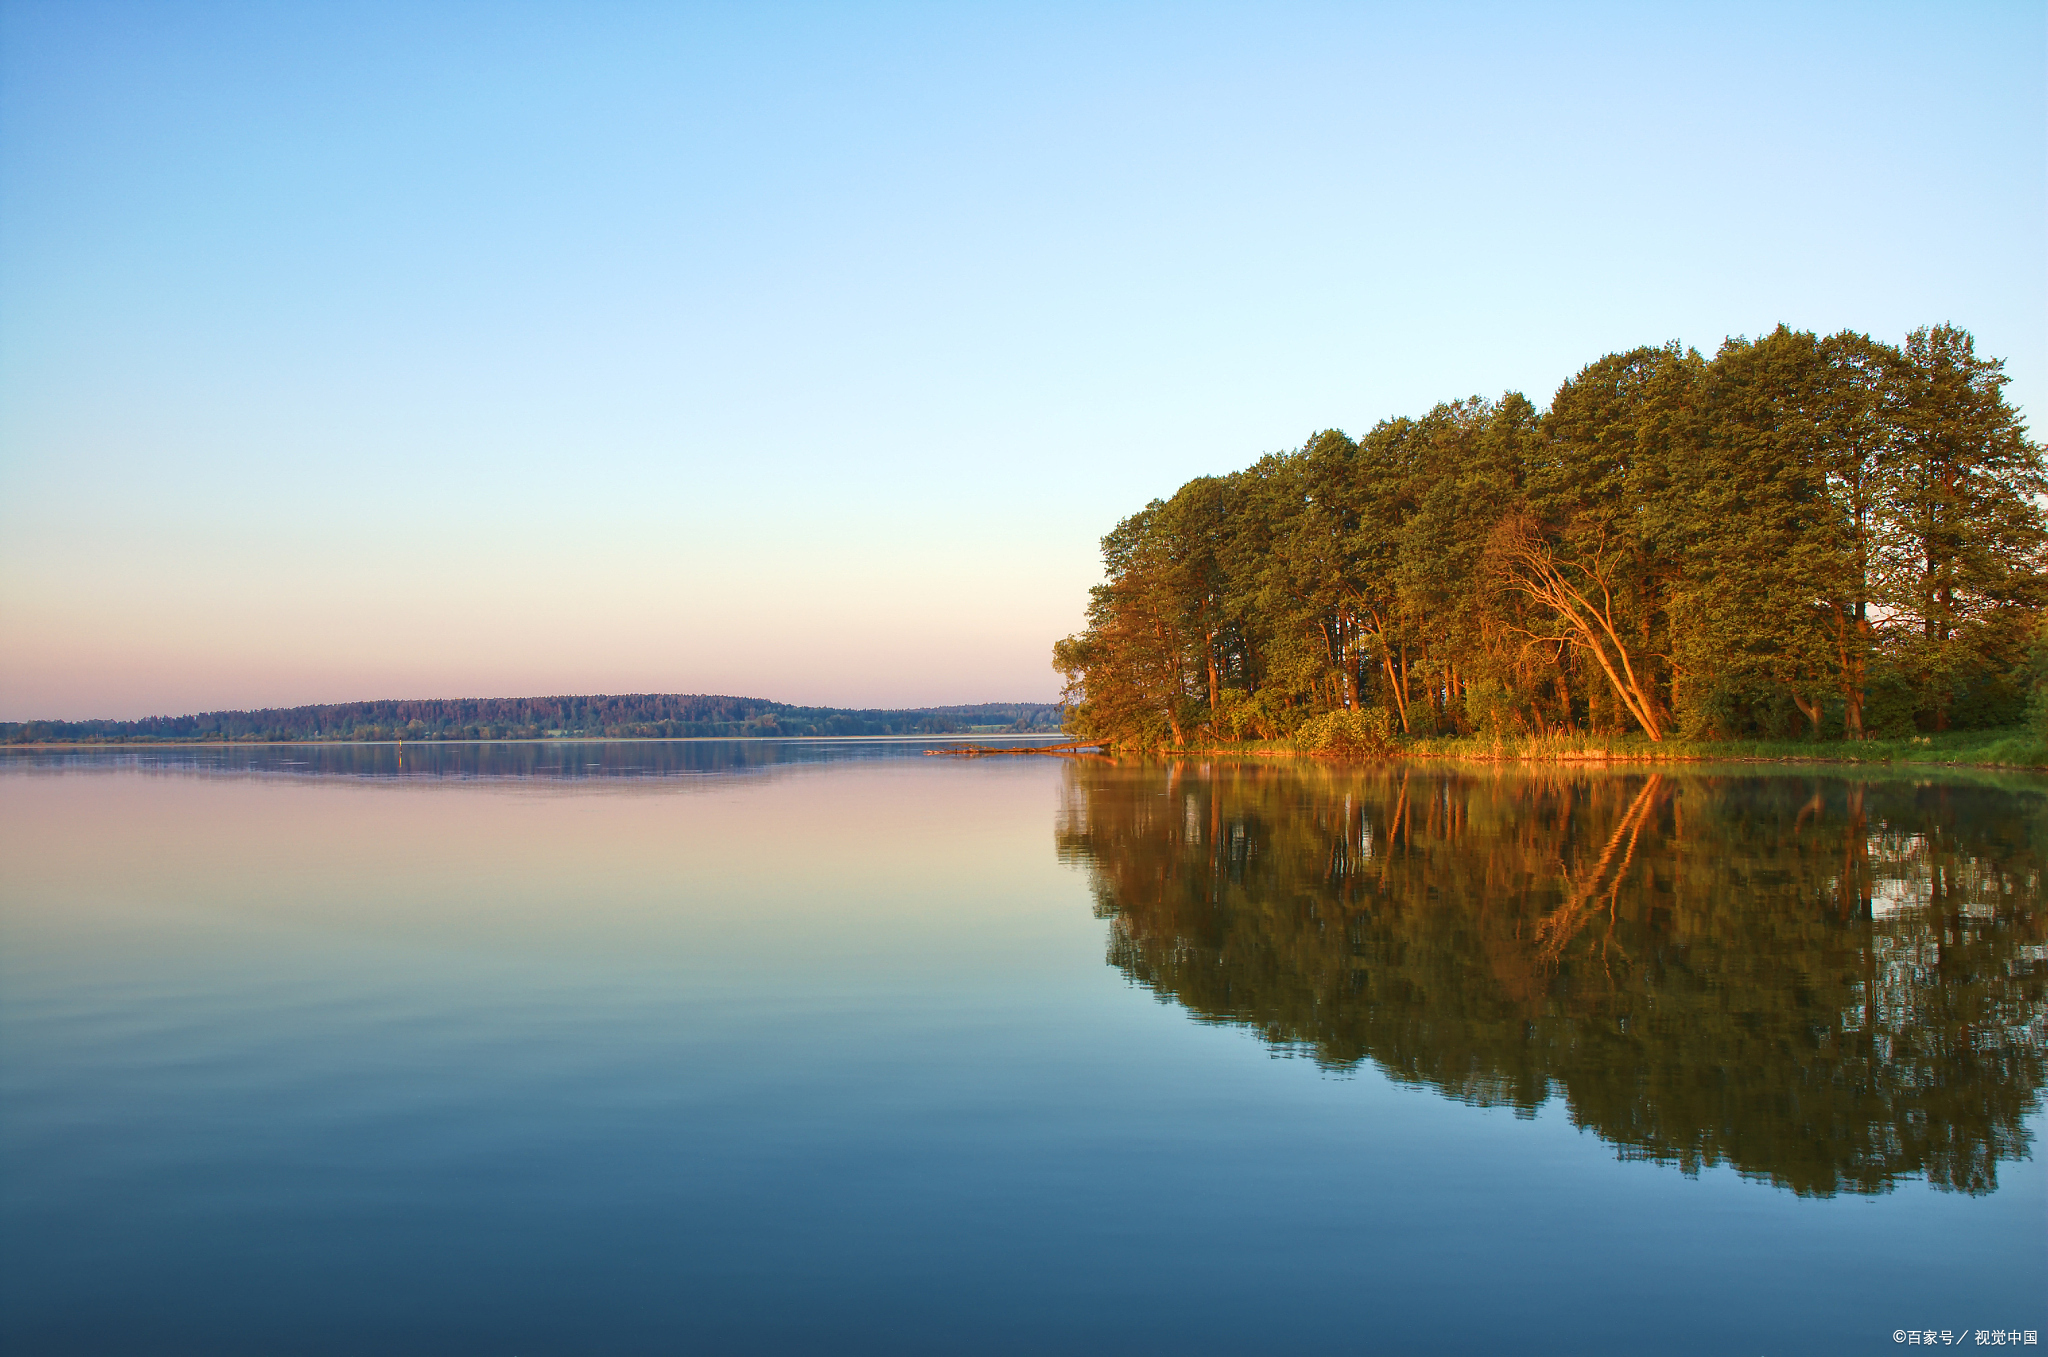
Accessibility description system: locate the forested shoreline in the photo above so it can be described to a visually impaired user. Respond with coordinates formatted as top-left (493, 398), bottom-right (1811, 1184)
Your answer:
top-left (0, 694), bottom-right (1062, 744)
top-left (1055, 325), bottom-right (2047, 752)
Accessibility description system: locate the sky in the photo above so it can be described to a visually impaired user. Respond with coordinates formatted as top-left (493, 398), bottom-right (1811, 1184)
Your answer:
top-left (1, 1), bottom-right (2042, 721)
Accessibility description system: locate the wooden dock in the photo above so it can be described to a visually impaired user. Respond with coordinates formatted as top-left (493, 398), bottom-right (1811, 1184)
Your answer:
top-left (922, 741), bottom-right (1104, 757)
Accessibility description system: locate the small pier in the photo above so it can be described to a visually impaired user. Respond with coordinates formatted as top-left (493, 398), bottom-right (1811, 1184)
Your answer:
top-left (922, 740), bottom-right (1104, 757)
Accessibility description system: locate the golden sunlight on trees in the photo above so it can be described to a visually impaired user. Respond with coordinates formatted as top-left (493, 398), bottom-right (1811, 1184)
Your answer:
top-left (1055, 327), bottom-right (2045, 749)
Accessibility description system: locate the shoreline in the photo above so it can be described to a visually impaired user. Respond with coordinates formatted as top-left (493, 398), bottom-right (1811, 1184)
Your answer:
top-left (1156, 749), bottom-right (2048, 771)
top-left (0, 732), bottom-right (1073, 751)
top-left (1095, 727), bottom-right (2048, 774)
top-left (6, 731), bottom-right (2042, 774)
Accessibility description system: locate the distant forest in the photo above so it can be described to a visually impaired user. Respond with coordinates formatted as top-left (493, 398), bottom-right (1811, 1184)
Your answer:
top-left (1055, 325), bottom-right (2047, 748)
top-left (1, 695), bottom-right (1063, 744)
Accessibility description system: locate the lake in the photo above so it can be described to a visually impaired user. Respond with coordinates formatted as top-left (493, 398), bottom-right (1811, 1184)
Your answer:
top-left (2, 742), bottom-right (2043, 1355)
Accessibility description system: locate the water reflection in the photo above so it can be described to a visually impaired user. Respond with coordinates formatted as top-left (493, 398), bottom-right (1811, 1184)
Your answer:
top-left (1058, 761), bottom-right (2048, 1196)
top-left (0, 735), bottom-right (1064, 781)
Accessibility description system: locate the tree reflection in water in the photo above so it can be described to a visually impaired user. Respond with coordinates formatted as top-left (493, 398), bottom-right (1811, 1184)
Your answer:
top-left (1058, 761), bottom-right (2048, 1197)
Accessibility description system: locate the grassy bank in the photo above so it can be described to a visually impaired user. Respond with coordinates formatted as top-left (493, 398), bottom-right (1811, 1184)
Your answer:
top-left (1156, 725), bottom-right (2048, 771)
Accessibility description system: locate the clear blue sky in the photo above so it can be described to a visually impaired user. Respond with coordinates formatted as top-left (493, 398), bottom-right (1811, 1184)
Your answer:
top-left (2, 0), bottom-right (2041, 720)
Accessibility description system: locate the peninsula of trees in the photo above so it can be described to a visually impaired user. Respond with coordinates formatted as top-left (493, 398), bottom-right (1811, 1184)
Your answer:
top-left (1054, 325), bottom-right (2046, 750)
top-left (1, 695), bottom-right (1063, 744)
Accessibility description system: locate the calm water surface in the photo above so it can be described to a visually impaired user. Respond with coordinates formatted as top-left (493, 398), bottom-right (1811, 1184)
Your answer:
top-left (2, 742), bottom-right (2043, 1355)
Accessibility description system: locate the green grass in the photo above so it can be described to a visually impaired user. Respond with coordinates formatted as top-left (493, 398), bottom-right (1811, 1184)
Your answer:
top-left (1158, 725), bottom-right (2048, 771)
top-left (1409, 726), bottom-right (2047, 770)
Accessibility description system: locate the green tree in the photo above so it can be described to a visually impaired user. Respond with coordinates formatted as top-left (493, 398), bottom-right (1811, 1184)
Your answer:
top-left (1499, 345), bottom-right (1703, 739)
top-left (1050, 325), bottom-right (2042, 749)
top-left (1876, 325), bottom-right (2046, 728)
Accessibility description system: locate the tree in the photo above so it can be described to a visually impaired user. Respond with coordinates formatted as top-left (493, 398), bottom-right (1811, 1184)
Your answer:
top-left (1052, 326), bottom-right (2043, 748)
top-left (1509, 345), bottom-right (1703, 739)
top-left (1875, 325), bottom-right (2047, 729)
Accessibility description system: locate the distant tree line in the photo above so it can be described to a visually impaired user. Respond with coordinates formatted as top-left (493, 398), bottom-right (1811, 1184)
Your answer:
top-left (1, 694), bottom-right (1063, 744)
top-left (1055, 325), bottom-right (2046, 747)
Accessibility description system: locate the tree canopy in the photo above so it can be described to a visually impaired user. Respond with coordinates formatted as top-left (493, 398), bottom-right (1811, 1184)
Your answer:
top-left (1056, 326), bottom-right (2045, 747)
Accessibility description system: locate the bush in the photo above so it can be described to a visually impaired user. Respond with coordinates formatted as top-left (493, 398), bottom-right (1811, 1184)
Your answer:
top-left (1862, 662), bottom-right (1919, 740)
top-left (1462, 679), bottom-right (1519, 738)
top-left (1293, 707), bottom-right (1395, 757)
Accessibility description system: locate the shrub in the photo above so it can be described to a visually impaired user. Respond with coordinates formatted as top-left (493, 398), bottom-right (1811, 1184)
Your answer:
top-left (1462, 678), bottom-right (1519, 739)
top-left (1211, 688), bottom-right (1258, 741)
top-left (1862, 662), bottom-right (1919, 739)
top-left (1293, 707), bottom-right (1395, 757)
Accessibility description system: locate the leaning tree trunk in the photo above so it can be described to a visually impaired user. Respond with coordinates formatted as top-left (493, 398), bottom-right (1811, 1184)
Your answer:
top-left (1489, 517), bottom-right (1666, 742)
